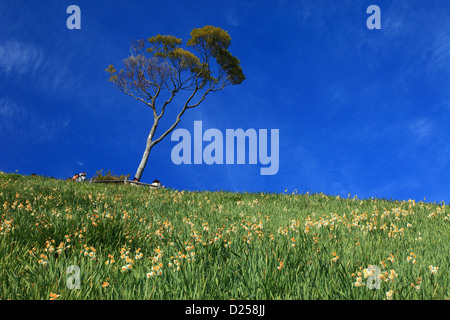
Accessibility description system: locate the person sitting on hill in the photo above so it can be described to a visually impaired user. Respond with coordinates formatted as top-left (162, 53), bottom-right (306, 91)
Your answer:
top-left (78, 172), bottom-right (87, 182)
top-left (151, 180), bottom-right (161, 188)
top-left (72, 173), bottom-right (79, 181)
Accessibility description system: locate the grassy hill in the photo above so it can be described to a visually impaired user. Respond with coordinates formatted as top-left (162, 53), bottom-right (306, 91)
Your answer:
top-left (0, 171), bottom-right (448, 300)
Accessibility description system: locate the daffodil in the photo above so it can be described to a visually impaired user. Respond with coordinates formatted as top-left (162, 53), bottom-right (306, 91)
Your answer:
top-left (385, 290), bottom-right (394, 300)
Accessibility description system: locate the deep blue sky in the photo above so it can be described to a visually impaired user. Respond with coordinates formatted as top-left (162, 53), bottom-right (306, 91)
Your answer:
top-left (1, 0), bottom-right (450, 202)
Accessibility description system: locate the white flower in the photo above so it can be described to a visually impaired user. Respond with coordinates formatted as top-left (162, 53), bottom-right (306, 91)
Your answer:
top-left (428, 265), bottom-right (439, 274)
top-left (121, 264), bottom-right (132, 272)
top-left (385, 290), bottom-right (394, 300)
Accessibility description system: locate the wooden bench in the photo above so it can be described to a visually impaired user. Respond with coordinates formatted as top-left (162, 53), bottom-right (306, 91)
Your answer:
top-left (89, 178), bottom-right (160, 188)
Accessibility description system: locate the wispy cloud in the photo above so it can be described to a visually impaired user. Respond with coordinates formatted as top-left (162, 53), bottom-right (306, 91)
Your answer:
top-left (0, 96), bottom-right (70, 143)
top-left (409, 118), bottom-right (434, 141)
top-left (328, 82), bottom-right (349, 108)
top-left (225, 12), bottom-right (240, 27)
top-left (0, 97), bottom-right (17, 117)
top-left (0, 41), bottom-right (43, 76)
top-left (429, 28), bottom-right (450, 72)
top-left (0, 38), bottom-right (84, 95)
top-left (0, 97), bottom-right (23, 133)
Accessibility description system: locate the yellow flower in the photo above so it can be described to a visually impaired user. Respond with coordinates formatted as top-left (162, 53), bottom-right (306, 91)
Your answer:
top-left (121, 264), bottom-right (132, 272)
top-left (388, 270), bottom-right (398, 282)
top-left (363, 268), bottom-right (374, 278)
top-left (49, 293), bottom-right (60, 300)
top-left (331, 252), bottom-right (339, 262)
top-left (354, 277), bottom-right (365, 287)
top-left (385, 290), bottom-right (394, 300)
top-left (428, 265), bottom-right (439, 274)
top-left (277, 259), bottom-right (284, 270)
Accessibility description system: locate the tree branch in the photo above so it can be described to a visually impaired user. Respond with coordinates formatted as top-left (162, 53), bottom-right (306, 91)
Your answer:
top-left (152, 83), bottom-right (202, 146)
top-left (116, 84), bottom-right (159, 119)
top-left (157, 88), bottom-right (177, 120)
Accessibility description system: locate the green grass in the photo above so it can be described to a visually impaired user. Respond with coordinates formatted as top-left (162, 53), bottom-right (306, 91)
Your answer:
top-left (0, 171), bottom-right (449, 300)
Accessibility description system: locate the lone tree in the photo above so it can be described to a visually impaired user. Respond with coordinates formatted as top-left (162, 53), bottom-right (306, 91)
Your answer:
top-left (106, 25), bottom-right (245, 182)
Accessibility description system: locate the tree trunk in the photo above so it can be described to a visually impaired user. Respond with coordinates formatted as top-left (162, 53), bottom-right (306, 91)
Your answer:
top-left (134, 130), bottom-right (155, 181)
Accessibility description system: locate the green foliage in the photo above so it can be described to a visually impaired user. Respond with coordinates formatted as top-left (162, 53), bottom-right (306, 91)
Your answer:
top-left (105, 65), bottom-right (117, 82)
top-left (187, 25), bottom-right (245, 85)
top-left (106, 25), bottom-right (245, 92)
top-left (148, 35), bottom-right (183, 57)
top-left (92, 169), bottom-right (130, 182)
top-left (188, 25), bottom-right (231, 47)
